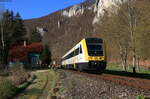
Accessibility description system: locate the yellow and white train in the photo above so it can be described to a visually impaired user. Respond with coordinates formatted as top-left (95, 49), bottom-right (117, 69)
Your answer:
top-left (61, 38), bottom-right (107, 72)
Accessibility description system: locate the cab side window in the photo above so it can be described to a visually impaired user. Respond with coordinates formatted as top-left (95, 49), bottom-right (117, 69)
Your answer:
top-left (80, 45), bottom-right (82, 53)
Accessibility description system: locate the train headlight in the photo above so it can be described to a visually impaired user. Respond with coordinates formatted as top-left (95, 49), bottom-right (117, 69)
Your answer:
top-left (100, 56), bottom-right (104, 60)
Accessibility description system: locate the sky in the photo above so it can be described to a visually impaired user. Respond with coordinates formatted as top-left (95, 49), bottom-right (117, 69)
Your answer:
top-left (1, 0), bottom-right (84, 19)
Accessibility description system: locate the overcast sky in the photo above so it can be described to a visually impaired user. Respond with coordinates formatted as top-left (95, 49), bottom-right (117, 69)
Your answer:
top-left (2, 0), bottom-right (84, 19)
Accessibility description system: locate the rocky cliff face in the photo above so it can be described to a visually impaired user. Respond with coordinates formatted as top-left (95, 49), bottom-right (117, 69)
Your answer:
top-left (61, 5), bottom-right (85, 17)
top-left (24, 0), bottom-right (123, 61)
top-left (93, 0), bottom-right (123, 24)
top-left (60, 0), bottom-right (124, 24)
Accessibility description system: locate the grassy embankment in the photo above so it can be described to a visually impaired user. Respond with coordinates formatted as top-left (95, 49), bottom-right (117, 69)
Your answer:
top-left (17, 69), bottom-right (63, 99)
top-left (0, 64), bottom-right (32, 99)
top-left (105, 63), bottom-right (150, 79)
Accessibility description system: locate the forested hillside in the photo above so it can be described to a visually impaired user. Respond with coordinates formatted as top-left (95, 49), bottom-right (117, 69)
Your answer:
top-left (24, 0), bottom-right (150, 67)
top-left (96, 0), bottom-right (150, 68)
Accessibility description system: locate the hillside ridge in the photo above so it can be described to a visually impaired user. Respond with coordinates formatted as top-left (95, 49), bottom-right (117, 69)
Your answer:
top-left (24, 0), bottom-right (123, 61)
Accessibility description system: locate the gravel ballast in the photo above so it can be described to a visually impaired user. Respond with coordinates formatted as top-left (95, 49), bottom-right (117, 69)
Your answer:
top-left (59, 70), bottom-right (150, 99)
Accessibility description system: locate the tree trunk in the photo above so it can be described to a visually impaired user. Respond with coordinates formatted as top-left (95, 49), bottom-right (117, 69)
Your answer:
top-left (137, 56), bottom-right (140, 72)
top-left (124, 47), bottom-right (128, 71)
top-left (1, 21), bottom-right (4, 49)
top-left (132, 52), bottom-right (136, 73)
top-left (0, 21), bottom-right (6, 65)
top-left (119, 44), bottom-right (125, 71)
top-left (122, 60), bottom-right (125, 70)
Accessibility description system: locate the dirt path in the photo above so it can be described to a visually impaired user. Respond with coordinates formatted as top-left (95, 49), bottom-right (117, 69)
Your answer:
top-left (15, 69), bottom-right (59, 99)
top-left (31, 70), bottom-right (50, 73)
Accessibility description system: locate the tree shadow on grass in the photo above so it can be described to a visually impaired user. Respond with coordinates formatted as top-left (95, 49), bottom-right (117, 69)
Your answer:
top-left (24, 88), bottom-right (42, 95)
top-left (104, 70), bottom-right (150, 80)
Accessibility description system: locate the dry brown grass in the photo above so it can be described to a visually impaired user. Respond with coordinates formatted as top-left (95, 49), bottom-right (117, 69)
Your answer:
top-left (0, 77), bottom-right (17, 99)
top-left (9, 63), bottom-right (30, 85)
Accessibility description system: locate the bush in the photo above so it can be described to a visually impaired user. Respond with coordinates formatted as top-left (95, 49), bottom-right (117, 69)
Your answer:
top-left (136, 95), bottom-right (145, 99)
top-left (10, 62), bottom-right (30, 85)
top-left (0, 69), bottom-right (9, 76)
top-left (0, 77), bottom-right (18, 99)
top-left (40, 45), bottom-right (51, 65)
top-left (0, 64), bottom-right (9, 76)
top-left (12, 71), bottom-right (30, 85)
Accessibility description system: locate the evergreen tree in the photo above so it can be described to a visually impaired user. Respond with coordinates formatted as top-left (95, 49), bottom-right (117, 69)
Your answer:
top-left (0, 10), bottom-right (12, 64)
top-left (10, 10), bottom-right (14, 21)
top-left (30, 28), bottom-right (41, 43)
top-left (12, 12), bottom-right (26, 44)
top-left (40, 45), bottom-right (51, 65)
top-left (0, 10), bottom-right (26, 65)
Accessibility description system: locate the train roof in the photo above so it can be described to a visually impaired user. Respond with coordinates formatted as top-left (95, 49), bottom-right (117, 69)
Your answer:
top-left (61, 39), bottom-right (85, 59)
top-left (85, 38), bottom-right (103, 43)
top-left (61, 38), bottom-right (103, 59)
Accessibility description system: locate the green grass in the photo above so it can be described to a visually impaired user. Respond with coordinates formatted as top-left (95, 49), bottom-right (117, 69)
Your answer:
top-left (136, 95), bottom-right (145, 99)
top-left (106, 63), bottom-right (150, 74)
top-left (105, 63), bottom-right (150, 80)
top-left (17, 74), bottom-right (36, 94)
top-left (17, 69), bottom-right (60, 99)
top-left (40, 70), bottom-right (59, 98)
top-left (0, 77), bottom-right (18, 99)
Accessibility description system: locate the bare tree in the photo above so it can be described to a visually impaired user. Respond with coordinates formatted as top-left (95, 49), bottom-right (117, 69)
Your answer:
top-left (126, 0), bottom-right (138, 72)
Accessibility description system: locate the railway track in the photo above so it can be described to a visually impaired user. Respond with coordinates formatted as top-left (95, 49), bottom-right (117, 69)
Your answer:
top-left (67, 70), bottom-right (150, 91)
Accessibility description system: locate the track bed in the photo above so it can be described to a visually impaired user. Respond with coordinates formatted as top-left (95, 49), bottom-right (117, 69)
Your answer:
top-left (59, 69), bottom-right (150, 99)
top-left (68, 70), bottom-right (150, 91)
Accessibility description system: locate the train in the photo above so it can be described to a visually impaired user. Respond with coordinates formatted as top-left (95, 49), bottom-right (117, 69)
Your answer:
top-left (61, 38), bottom-right (107, 72)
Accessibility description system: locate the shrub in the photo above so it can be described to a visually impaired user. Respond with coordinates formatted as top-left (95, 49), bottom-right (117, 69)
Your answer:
top-left (10, 62), bottom-right (30, 85)
top-left (0, 77), bottom-right (18, 99)
top-left (0, 69), bottom-right (9, 76)
top-left (40, 45), bottom-right (51, 65)
top-left (12, 72), bottom-right (30, 85)
top-left (136, 95), bottom-right (145, 99)
top-left (0, 63), bottom-right (9, 76)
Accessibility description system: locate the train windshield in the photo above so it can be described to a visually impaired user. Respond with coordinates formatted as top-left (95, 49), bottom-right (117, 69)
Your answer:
top-left (86, 38), bottom-right (103, 56)
top-left (87, 44), bottom-right (102, 51)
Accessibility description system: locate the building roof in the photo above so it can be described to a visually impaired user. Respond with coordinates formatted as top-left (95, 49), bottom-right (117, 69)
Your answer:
top-left (9, 42), bottom-right (43, 62)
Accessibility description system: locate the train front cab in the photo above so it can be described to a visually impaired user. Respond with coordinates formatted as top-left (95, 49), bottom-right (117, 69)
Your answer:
top-left (79, 38), bottom-right (107, 72)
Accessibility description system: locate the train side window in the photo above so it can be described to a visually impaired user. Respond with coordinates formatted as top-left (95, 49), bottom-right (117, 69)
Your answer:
top-left (69, 51), bottom-right (74, 58)
top-left (64, 47), bottom-right (81, 60)
top-left (68, 53), bottom-right (71, 59)
top-left (74, 49), bottom-right (77, 56)
top-left (77, 48), bottom-right (79, 55)
top-left (80, 45), bottom-right (82, 53)
top-left (74, 48), bottom-right (79, 56)
top-left (71, 51), bottom-right (74, 57)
